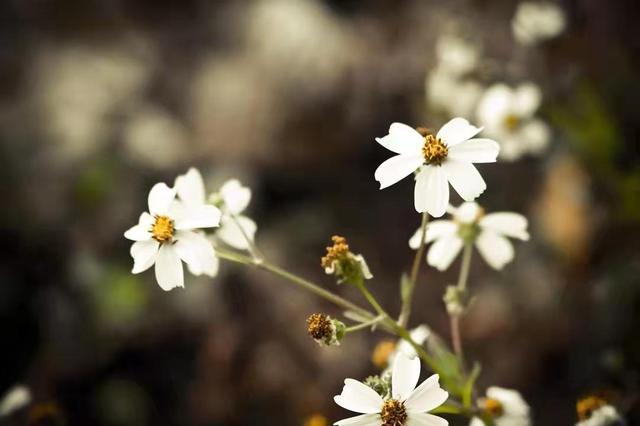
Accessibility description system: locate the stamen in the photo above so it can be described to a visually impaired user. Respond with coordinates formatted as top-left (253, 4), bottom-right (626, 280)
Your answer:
top-left (380, 399), bottom-right (407, 426)
top-left (321, 236), bottom-right (350, 269)
top-left (422, 134), bottom-right (449, 165)
top-left (151, 215), bottom-right (175, 242)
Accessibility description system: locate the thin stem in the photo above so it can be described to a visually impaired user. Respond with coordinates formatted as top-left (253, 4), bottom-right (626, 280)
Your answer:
top-left (398, 212), bottom-right (429, 327)
top-left (457, 244), bottom-right (473, 291)
top-left (450, 243), bottom-right (473, 363)
top-left (344, 315), bottom-right (386, 333)
top-left (450, 315), bottom-right (464, 363)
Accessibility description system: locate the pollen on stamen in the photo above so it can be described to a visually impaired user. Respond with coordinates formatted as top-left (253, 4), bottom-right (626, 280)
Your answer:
top-left (422, 134), bottom-right (449, 165)
top-left (380, 399), bottom-right (407, 426)
top-left (151, 215), bottom-right (175, 242)
top-left (577, 395), bottom-right (607, 421)
top-left (321, 235), bottom-right (350, 269)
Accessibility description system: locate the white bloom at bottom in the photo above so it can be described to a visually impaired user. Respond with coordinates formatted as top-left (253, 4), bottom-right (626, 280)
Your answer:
top-left (469, 387), bottom-right (531, 426)
top-left (124, 182), bottom-right (221, 290)
top-left (333, 352), bottom-right (449, 426)
top-left (512, 2), bottom-right (566, 46)
top-left (0, 385), bottom-right (31, 417)
top-left (409, 202), bottom-right (529, 271)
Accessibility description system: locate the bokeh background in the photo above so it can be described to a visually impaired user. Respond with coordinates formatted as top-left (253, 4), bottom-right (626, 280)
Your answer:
top-left (1, 0), bottom-right (640, 425)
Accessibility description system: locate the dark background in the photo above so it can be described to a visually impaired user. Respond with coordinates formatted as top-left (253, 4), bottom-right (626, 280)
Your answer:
top-left (1, 0), bottom-right (639, 425)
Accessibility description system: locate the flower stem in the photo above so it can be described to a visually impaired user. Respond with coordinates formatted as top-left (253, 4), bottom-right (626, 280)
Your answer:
top-left (398, 212), bottom-right (429, 327)
top-left (450, 243), bottom-right (473, 363)
top-left (344, 315), bottom-right (386, 333)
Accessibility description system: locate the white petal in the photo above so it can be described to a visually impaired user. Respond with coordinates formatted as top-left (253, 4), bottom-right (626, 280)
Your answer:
top-left (519, 119), bottom-right (551, 154)
top-left (453, 202), bottom-right (481, 224)
top-left (480, 213), bottom-right (529, 240)
top-left (334, 379), bottom-right (384, 414)
top-left (216, 215), bottom-right (257, 250)
top-left (334, 414), bottom-right (380, 426)
top-left (513, 83), bottom-right (542, 117)
top-left (409, 220), bottom-right (457, 249)
top-left (375, 122), bottom-right (424, 155)
top-left (173, 231), bottom-right (217, 277)
top-left (220, 179), bottom-right (252, 215)
top-left (124, 212), bottom-right (154, 241)
top-left (475, 231), bottom-right (515, 270)
top-left (174, 168), bottom-right (205, 207)
top-left (447, 139), bottom-right (499, 163)
top-left (148, 183), bottom-right (176, 216)
top-left (154, 244), bottom-right (184, 291)
top-left (392, 352), bottom-right (421, 401)
top-left (469, 417), bottom-right (485, 426)
top-left (406, 413), bottom-right (449, 426)
top-left (0, 385), bottom-right (31, 417)
top-left (427, 236), bottom-right (464, 271)
top-left (375, 154), bottom-right (424, 190)
top-left (174, 204), bottom-right (222, 230)
top-left (498, 137), bottom-right (525, 161)
top-left (442, 160), bottom-right (486, 201)
top-left (436, 118), bottom-right (482, 147)
top-left (414, 166), bottom-right (449, 217)
top-left (486, 387), bottom-right (530, 417)
top-left (405, 375), bottom-right (449, 413)
top-left (476, 84), bottom-right (513, 128)
top-left (130, 239), bottom-right (159, 273)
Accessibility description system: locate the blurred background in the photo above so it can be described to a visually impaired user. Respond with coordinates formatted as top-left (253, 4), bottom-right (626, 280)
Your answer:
top-left (1, 0), bottom-right (639, 424)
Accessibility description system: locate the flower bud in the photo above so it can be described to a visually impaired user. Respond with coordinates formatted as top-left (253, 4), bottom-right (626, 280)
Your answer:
top-left (306, 313), bottom-right (345, 347)
top-left (321, 236), bottom-right (372, 285)
top-left (443, 285), bottom-right (470, 316)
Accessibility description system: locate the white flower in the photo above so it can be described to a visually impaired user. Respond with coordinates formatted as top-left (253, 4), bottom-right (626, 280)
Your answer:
top-left (576, 405), bottom-right (621, 426)
top-left (375, 118), bottom-right (499, 217)
top-left (427, 67), bottom-right (484, 118)
top-left (409, 202), bottom-right (529, 271)
top-left (469, 387), bottom-right (531, 426)
top-left (435, 35), bottom-right (480, 76)
top-left (512, 2), bottom-right (566, 46)
top-left (393, 325), bottom-right (431, 362)
top-left (476, 83), bottom-right (551, 161)
top-left (124, 181), bottom-right (221, 290)
top-left (0, 385), bottom-right (31, 417)
top-left (334, 352), bottom-right (449, 426)
top-left (213, 179), bottom-right (258, 250)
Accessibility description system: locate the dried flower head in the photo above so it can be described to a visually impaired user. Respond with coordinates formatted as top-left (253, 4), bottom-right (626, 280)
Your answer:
top-left (321, 235), bottom-right (372, 285)
top-left (306, 313), bottom-right (345, 347)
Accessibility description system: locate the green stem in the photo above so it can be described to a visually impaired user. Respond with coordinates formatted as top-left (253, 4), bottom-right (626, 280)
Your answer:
top-left (451, 243), bottom-right (473, 364)
top-left (344, 315), bottom-right (386, 333)
top-left (398, 212), bottom-right (429, 327)
top-left (457, 244), bottom-right (473, 291)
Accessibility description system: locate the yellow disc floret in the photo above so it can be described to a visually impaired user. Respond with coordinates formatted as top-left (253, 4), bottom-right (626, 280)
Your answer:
top-left (422, 134), bottom-right (449, 165)
top-left (151, 215), bottom-right (175, 242)
top-left (381, 399), bottom-right (407, 426)
top-left (321, 236), bottom-right (350, 269)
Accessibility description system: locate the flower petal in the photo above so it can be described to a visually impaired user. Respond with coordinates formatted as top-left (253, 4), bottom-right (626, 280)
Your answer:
top-left (476, 84), bottom-right (512, 129)
top-left (486, 387), bottom-right (530, 417)
top-left (442, 160), bottom-right (486, 201)
top-left (216, 215), bottom-right (257, 250)
top-left (426, 236), bottom-right (463, 271)
top-left (408, 220), bottom-right (457, 249)
top-left (405, 375), bottom-right (449, 413)
top-left (148, 183), bottom-right (176, 216)
top-left (513, 83), bottom-right (542, 117)
top-left (154, 244), bottom-right (184, 291)
top-left (392, 352), bottom-right (421, 401)
top-left (124, 212), bottom-right (154, 241)
top-left (174, 168), bottom-right (206, 207)
top-left (406, 412), bottom-right (449, 426)
top-left (174, 204), bottom-right (222, 230)
top-left (480, 212), bottom-right (529, 240)
top-left (174, 231), bottom-right (218, 277)
top-left (447, 139), bottom-right (499, 163)
top-left (220, 179), bottom-right (252, 215)
top-left (334, 414), bottom-right (380, 426)
top-left (375, 123), bottom-right (424, 155)
top-left (414, 166), bottom-right (449, 217)
top-left (436, 118), bottom-right (482, 147)
top-left (334, 379), bottom-right (383, 414)
top-left (130, 239), bottom-right (159, 273)
top-left (375, 154), bottom-right (424, 190)
top-left (475, 231), bottom-right (515, 270)
top-left (520, 119), bottom-right (551, 154)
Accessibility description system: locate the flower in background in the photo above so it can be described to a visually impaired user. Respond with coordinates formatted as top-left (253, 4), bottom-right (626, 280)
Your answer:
top-left (334, 352), bottom-right (449, 426)
top-left (209, 179), bottom-right (258, 251)
top-left (371, 325), bottom-right (430, 370)
top-left (304, 414), bottom-right (329, 426)
top-left (409, 202), bottom-right (529, 270)
top-left (435, 35), bottom-right (479, 77)
top-left (512, 2), bottom-right (566, 46)
top-left (576, 396), bottom-right (623, 426)
top-left (375, 118), bottom-right (499, 217)
top-left (476, 83), bottom-right (550, 161)
top-left (124, 182), bottom-right (221, 290)
top-left (469, 387), bottom-right (531, 426)
top-left (0, 385), bottom-right (31, 417)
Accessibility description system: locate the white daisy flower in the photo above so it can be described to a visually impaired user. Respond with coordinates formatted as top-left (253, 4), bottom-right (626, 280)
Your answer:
top-left (512, 2), bottom-right (566, 46)
top-left (124, 181), bottom-right (221, 290)
top-left (374, 118), bottom-right (500, 217)
top-left (0, 385), bottom-right (31, 417)
top-left (334, 352), bottom-right (449, 426)
top-left (576, 396), bottom-right (623, 426)
top-left (409, 201), bottom-right (529, 271)
top-left (469, 387), bottom-right (531, 426)
top-left (427, 67), bottom-right (484, 119)
top-left (213, 179), bottom-right (258, 250)
top-left (476, 83), bottom-right (551, 161)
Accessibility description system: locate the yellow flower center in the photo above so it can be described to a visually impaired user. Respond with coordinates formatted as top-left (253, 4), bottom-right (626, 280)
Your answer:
top-left (151, 215), bottom-right (175, 242)
top-left (306, 313), bottom-right (332, 340)
top-left (422, 134), bottom-right (448, 165)
top-left (381, 399), bottom-right (407, 426)
top-left (577, 396), bottom-right (607, 421)
top-left (371, 340), bottom-right (397, 369)
top-left (503, 114), bottom-right (521, 132)
top-left (321, 235), bottom-right (350, 269)
top-left (481, 398), bottom-right (504, 418)
top-left (304, 414), bottom-right (328, 426)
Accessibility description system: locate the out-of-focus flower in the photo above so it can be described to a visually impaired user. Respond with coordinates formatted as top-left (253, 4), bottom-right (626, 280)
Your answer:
top-left (124, 183), bottom-right (221, 290)
top-left (304, 413), bottom-right (329, 426)
top-left (123, 106), bottom-right (188, 168)
top-left (435, 35), bottom-right (480, 77)
top-left (575, 396), bottom-right (623, 426)
top-left (476, 83), bottom-right (550, 161)
top-left (410, 202), bottom-right (529, 270)
top-left (512, 2), bottom-right (566, 46)
top-left (469, 387), bottom-right (531, 426)
top-left (209, 179), bottom-right (257, 250)
top-left (321, 236), bottom-right (372, 285)
top-left (306, 313), bottom-right (345, 347)
top-left (375, 119), bottom-right (499, 217)
top-left (427, 68), bottom-right (484, 118)
top-left (371, 325), bottom-right (431, 371)
top-left (0, 385), bottom-right (31, 417)
top-left (333, 352), bottom-right (448, 426)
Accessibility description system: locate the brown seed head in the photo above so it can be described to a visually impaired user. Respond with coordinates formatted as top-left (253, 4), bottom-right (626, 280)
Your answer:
top-left (422, 134), bottom-right (449, 165)
top-left (380, 399), bottom-right (407, 426)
